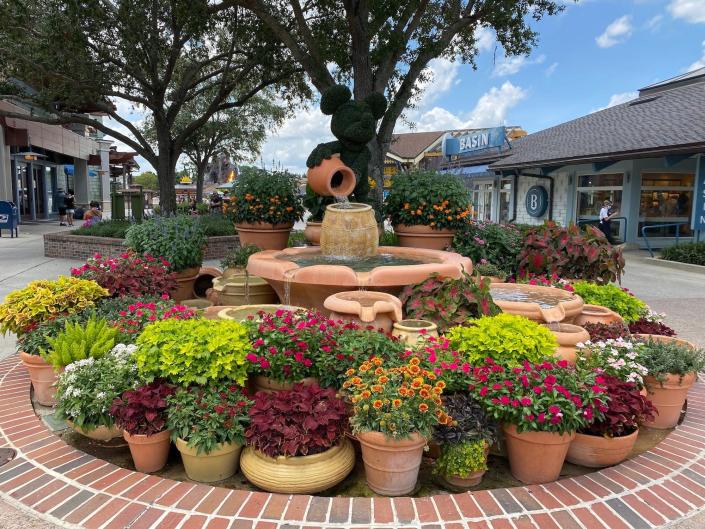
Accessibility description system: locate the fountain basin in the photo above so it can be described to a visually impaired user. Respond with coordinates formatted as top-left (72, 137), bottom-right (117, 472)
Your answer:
top-left (490, 283), bottom-right (584, 323)
top-left (247, 246), bottom-right (472, 312)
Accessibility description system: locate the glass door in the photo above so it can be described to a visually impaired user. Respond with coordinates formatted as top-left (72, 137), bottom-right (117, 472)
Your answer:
top-left (638, 172), bottom-right (694, 237)
top-left (576, 173), bottom-right (624, 240)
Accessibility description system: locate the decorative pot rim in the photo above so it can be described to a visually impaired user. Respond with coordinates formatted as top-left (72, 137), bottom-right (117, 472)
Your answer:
top-left (175, 437), bottom-right (241, 457)
top-left (19, 351), bottom-right (52, 366)
top-left (503, 423), bottom-right (576, 445)
top-left (356, 430), bottom-right (427, 449)
top-left (246, 438), bottom-right (350, 465)
top-left (573, 428), bottom-right (639, 443)
top-left (393, 319), bottom-right (438, 331)
top-left (174, 266), bottom-right (202, 279)
top-left (394, 224), bottom-right (455, 235)
top-left (581, 304), bottom-right (613, 315)
top-left (324, 291), bottom-right (403, 323)
top-left (123, 429), bottom-right (171, 444)
top-left (644, 371), bottom-right (698, 388)
top-left (235, 222), bottom-right (295, 231)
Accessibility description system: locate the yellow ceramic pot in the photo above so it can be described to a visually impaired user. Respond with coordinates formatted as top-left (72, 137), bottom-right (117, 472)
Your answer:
top-left (175, 438), bottom-right (242, 483)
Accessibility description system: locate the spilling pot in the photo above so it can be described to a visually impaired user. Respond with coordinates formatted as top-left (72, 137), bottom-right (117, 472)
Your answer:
top-left (574, 304), bottom-right (623, 326)
top-left (240, 438), bottom-right (355, 494)
top-left (235, 222), bottom-right (293, 251)
top-left (20, 351), bottom-right (58, 407)
top-left (324, 291), bottom-right (402, 333)
top-left (172, 266), bottom-right (201, 302)
top-left (393, 224), bottom-right (455, 251)
top-left (67, 421), bottom-right (123, 442)
top-left (392, 319), bottom-right (439, 347)
top-left (543, 323), bottom-right (590, 365)
top-left (306, 156), bottom-right (356, 197)
top-left (502, 423), bottom-right (575, 484)
top-left (565, 429), bottom-right (638, 468)
top-left (303, 221), bottom-right (323, 246)
top-left (356, 431), bottom-right (426, 496)
top-left (124, 430), bottom-right (171, 473)
top-left (212, 274), bottom-right (278, 307)
top-left (175, 438), bottom-right (242, 482)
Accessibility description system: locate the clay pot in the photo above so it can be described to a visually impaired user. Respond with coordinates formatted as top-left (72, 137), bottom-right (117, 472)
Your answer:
top-left (489, 283), bottom-right (584, 324)
top-left (321, 203), bottom-right (378, 257)
top-left (574, 304), bottom-right (623, 326)
top-left (20, 352), bottom-right (58, 407)
top-left (543, 323), bottom-right (590, 365)
top-left (218, 304), bottom-right (305, 322)
top-left (306, 156), bottom-right (356, 197)
top-left (357, 430), bottom-right (426, 496)
top-left (252, 375), bottom-right (319, 394)
top-left (212, 274), bottom-right (278, 307)
top-left (235, 222), bottom-right (294, 250)
top-left (240, 438), bottom-right (355, 494)
top-left (175, 438), bottom-right (242, 482)
top-left (303, 221), bottom-right (322, 246)
top-left (172, 266), bottom-right (201, 302)
top-left (124, 429), bottom-right (171, 473)
top-left (394, 224), bottom-right (455, 251)
top-left (502, 423), bottom-right (575, 484)
top-left (566, 429), bottom-right (638, 468)
top-left (67, 421), bottom-right (123, 442)
top-left (445, 469), bottom-right (487, 488)
top-left (324, 291), bottom-right (402, 332)
top-left (392, 320), bottom-right (439, 347)
top-left (193, 267), bottom-right (223, 298)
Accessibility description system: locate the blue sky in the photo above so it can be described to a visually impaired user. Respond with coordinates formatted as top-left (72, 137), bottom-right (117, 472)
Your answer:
top-left (110, 0), bottom-right (705, 175)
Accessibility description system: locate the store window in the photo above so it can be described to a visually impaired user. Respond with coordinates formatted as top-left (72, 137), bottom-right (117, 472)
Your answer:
top-left (638, 172), bottom-right (694, 237)
top-left (471, 181), bottom-right (493, 221)
top-left (577, 173), bottom-right (624, 239)
top-left (498, 178), bottom-right (512, 222)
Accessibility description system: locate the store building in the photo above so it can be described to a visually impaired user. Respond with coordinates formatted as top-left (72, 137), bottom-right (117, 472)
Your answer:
top-left (489, 68), bottom-right (705, 247)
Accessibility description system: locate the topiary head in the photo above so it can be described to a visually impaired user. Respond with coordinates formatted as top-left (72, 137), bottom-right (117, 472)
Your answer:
top-left (321, 85), bottom-right (386, 148)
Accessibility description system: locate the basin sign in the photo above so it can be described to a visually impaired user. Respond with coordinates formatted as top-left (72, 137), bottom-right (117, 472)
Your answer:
top-left (525, 185), bottom-right (549, 218)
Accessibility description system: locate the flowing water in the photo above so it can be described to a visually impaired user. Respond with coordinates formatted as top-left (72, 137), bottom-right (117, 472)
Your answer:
top-left (279, 252), bottom-right (439, 272)
top-left (489, 285), bottom-right (575, 309)
top-left (334, 195), bottom-right (353, 209)
top-left (282, 269), bottom-right (296, 306)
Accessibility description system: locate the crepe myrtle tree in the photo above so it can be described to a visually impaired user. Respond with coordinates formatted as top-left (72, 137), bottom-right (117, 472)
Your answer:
top-left (0, 0), bottom-right (306, 213)
top-left (215, 0), bottom-right (563, 203)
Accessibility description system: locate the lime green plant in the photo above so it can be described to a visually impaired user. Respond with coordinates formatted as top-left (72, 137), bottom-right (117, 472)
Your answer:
top-left (434, 439), bottom-right (488, 479)
top-left (41, 317), bottom-right (118, 369)
top-left (447, 313), bottom-right (557, 366)
top-left (572, 282), bottom-right (647, 323)
top-left (0, 277), bottom-right (108, 336)
top-left (135, 319), bottom-right (251, 386)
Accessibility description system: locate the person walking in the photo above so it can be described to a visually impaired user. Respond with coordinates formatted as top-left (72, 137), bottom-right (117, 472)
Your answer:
top-left (56, 188), bottom-right (67, 226)
top-left (598, 199), bottom-right (618, 244)
top-left (64, 189), bottom-right (75, 226)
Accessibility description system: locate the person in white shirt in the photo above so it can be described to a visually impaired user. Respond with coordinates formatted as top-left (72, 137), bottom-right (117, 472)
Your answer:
top-left (598, 199), bottom-right (617, 244)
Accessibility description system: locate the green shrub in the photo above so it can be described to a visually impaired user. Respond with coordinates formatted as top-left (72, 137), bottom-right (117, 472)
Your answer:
top-left (231, 166), bottom-right (304, 225)
top-left (661, 242), bottom-right (705, 266)
top-left (474, 262), bottom-right (506, 280)
top-left (221, 244), bottom-right (262, 270)
top-left (572, 282), bottom-right (647, 323)
top-left (379, 229), bottom-right (398, 246)
top-left (452, 222), bottom-right (522, 275)
top-left (637, 337), bottom-right (705, 383)
top-left (447, 313), bottom-right (557, 366)
top-left (125, 215), bottom-right (206, 272)
top-left (434, 440), bottom-right (488, 479)
top-left (72, 219), bottom-right (134, 238)
top-left (288, 230), bottom-right (307, 247)
top-left (42, 316), bottom-right (118, 369)
top-left (196, 213), bottom-right (235, 236)
top-left (135, 319), bottom-right (251, 386)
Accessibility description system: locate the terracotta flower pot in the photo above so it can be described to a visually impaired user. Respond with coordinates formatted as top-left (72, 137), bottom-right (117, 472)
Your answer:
top-left (212, 274), bottom-right (279, 307)
top-left (240, 438), bottom-right (355, 494)
top-left (251, 375), bottom-right (319, 394)
top-left (543, 323), bottom-right (590, 365)
top-left (392, 319), bottom-right (439, 347)
top-left (172, 266), bottom-right (201, 302)
top-left (180, 298), bottom-right (213, 311)
top-left (124, 429), bottom-right (171, 473)
top-left (324, 291), bottom-right (402, 332)
top-left (643, 372), bottom-right (696, 429)
top-left (445, 469), bottom-right (487, 488)
top-left (574, 304), bottom-right (623, 326)
top-left (303, 221), bottom-right (323, 246)
top-left (566, 429), bottom-right (638, 468)
top-left (193, 266), bottom-right (222, 299)
top-left (394, 224), bottom-right (455, 251)
top-left (235, 222), bottom-right (294, 250)
top-left (175, 438), bottom-right (242, 482)
top-left (502, 423), bottom-right (575, 484)
top-left (67, 421), bottom-right (123, 442)
top-left (19, 351), bottom-right (58, 407)
top-left (306, 156), bottom-right (356, 197)
top-left (357, 430), bottom-right (427, 496)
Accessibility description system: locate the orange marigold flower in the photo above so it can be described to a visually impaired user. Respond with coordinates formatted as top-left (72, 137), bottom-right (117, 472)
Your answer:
top-left (433, 397), bottom-right (442, 405)
top-left (409, 357), bottom-right (420, 366)
top-left (419, 389), bottom-right (431, 399)
top-left (427, 372), bottom-right (437, 380)
top-left (372, 400), bottom-right (383, 409)
top-left (371, 385), bottom-right (383, 393)
top-left (419, 403), bottom-right (429, 413)
top-left (378, 376), bottom-right (389, 384)
top-left (374, 367), bottom-right (384, 375)
top-left (342, 381), bottom-right (352, 388)
top-left (345, 368), bottom-right (355, 376)
top-left (392, 399), bottom-right (402, 408)
top-left (411, 377), bottom-right (424, 388)
top-left (373, 357), bottom-right (383, 366)
top-left (422, 384), bottom-right (432, 390)
top-left (435, 381), bottom-right (446, 389)
top-left (361, 390), bottom-right (371, 399)
top-left (409, 365), bottom-right (421, 375)
top-left (407, 389), bottom-right (415, 397)
top-left (351, 377), bottom-right (362, 384)
top-left (398, 388), bottom-right (407, 397)
top-left (433, 387), bottom-right (443, 395)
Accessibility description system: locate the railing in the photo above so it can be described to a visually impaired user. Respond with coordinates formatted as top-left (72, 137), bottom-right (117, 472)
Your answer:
top-left (641, 223), bottom-right (684, 258)
top-left (577, 216), bottom-right (628, 242)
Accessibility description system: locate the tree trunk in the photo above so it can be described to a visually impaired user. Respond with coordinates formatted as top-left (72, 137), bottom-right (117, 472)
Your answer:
top-left (195, 160), bottom-right (208, 202)
top-left (368, 139), bottom-right (385, 206)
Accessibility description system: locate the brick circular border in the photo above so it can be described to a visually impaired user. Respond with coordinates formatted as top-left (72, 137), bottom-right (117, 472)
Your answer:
top-left (0, 355), bottom-right (704, 529)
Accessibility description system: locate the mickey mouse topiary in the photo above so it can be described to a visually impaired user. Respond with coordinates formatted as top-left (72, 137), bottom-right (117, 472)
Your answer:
top-left (306, 85), bottom-right (386, 202)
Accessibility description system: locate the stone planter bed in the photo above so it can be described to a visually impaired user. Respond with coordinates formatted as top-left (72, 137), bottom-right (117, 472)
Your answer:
top-left (43, 232), bottom-right (240, 260)
top-left (2, 354), bottom-right (705, 529)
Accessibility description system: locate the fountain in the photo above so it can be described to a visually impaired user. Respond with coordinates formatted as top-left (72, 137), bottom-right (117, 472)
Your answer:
top-left (489, 283), bottom-right (584, 323)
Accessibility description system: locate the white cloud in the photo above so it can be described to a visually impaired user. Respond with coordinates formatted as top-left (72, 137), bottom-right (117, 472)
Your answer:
top-left (492, 54), bottom-right (546, 77)
top-left (686, 40), bottom-right (705, 71)
top-left (645, 14), bottom-right (663, 30)
top-left (474, 27), bottom-right (495, 53)
top-left (596, 15), bottom-right (633, 48)
top-left (545, 62), bottom-right (558, 77)
top-left (668, 0), bottom-right (705, 23)
top-left (415, 58), bottom-right (461, 105)
top-left (593, 91), bottom-right (638, 112)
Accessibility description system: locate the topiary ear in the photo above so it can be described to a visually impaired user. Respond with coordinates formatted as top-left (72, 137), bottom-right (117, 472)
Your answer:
top-left (320, 85), bottom-right (352, 115)
top-left (365, 92), bottom-right (387, 119)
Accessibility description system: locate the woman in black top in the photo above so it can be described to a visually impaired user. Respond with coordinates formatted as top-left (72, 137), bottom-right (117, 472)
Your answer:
top-left (65, 189), bottom-right (76, 226)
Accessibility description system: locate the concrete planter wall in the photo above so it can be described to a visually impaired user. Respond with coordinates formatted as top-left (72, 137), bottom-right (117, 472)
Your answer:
top-left (44, 232), bottom-right (240, 260)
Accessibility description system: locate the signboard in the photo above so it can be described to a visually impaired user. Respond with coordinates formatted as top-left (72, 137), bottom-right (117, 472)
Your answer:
top-left (692, 154), bottom-right (705, 231)
top-left (525, 185), bottom-right (549, 218)
top-left (442, 127), bottom-right (507, 157)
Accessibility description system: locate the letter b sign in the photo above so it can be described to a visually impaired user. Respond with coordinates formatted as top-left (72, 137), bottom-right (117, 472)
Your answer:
top-left (525, 185), bottom-right (549, 218)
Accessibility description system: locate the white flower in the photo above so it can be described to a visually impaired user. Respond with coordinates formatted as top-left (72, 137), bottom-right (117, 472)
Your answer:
top-left (96, 392), bottom-right (106, 400)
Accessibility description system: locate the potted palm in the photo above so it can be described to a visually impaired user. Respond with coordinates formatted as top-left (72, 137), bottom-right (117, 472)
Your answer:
top-left (385, 170), bottom-right (471, 250)
top-left (240, 383), bottom-right (354, 493)
top-left (344, 356), bottom-right (452, 496)
top-left (42, 316), bottom-right (118, 370)
top-left (635, 335), bottom-right (705, 429)
top-left (125, 216), bottom-right (207, 301)
top-left (566, 374), bottom-right (655, 467)
top-left (166, 383), bottom-right (252, 482)
top-left (469, 358), bottom-right (608, 484)
top-left (231, 166), bottom-right (304, 250)
top-left (110, 381), bottom-right (175, 473)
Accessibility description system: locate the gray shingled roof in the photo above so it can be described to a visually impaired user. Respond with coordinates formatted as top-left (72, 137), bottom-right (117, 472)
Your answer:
top-left (491, 79), bottom-right (705, 170)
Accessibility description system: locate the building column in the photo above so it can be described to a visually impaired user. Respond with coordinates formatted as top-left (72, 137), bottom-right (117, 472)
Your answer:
top-left (73, 158), bottom-right (90, 207)
top-left (0, 126), bottom-right (12, 202)
top-left (97, 140), bottom-right (112, 217)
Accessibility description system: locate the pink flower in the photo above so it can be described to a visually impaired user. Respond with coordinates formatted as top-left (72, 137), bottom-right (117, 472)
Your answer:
top-left (520, 397), bottom-right (532, 406)
top-left (537, 413), bottom-right (546, 423)
top-left (500, 396), bottom-right (511, 405)
top-left (550, 415), bottom-right (562, 425)
top-left (548, 405), bottom-right (561, 415)
top-left (479, 386), bottom-right (489, 397)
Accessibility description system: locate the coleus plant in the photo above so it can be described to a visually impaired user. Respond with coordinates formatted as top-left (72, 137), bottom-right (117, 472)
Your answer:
top-left (109, 381), bottom-right (175, 436)
top-left (399, 272), bottom-right (500, 333)
top-left (245, 383), bottom-right (348, 458)
top-left (628, 318), bottom-right (676, 337)
top-left (582, 321), bottom-right (631, 342)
